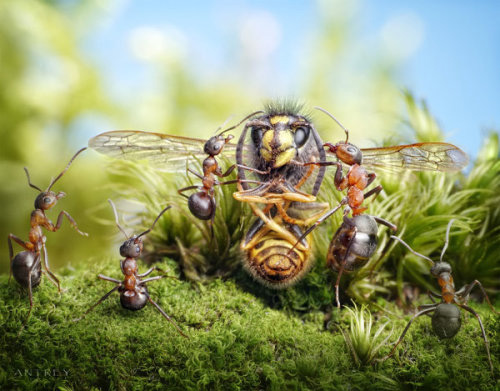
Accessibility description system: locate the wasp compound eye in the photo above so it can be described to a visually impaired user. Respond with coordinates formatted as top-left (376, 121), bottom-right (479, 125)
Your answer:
top-left (251, 127), bottom-right (263, 147)
top-left (294, 126), bottom-right (310, 148)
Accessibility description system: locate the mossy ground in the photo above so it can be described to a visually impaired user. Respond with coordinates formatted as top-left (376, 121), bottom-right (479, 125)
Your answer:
top-left (0, 257), bottom-right (498, 391)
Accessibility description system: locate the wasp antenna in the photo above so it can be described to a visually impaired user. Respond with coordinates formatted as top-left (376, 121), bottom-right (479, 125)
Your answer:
top-left (219, 110), bottom-right (265, 136)
top-left (137, 205), bottom-right (172, 239)
top-left (390, 235), bottom-right (434, 267)
top-left (47, 147), bottom-right (87, 191)
top-left (108, 199), bottom-right (129, 240)
top-left (314, 106), bottom-right (350, 143)
top-left (23, 167), bottom-right (42, 192)
top-left (440, 219), bottom-right (455, 263)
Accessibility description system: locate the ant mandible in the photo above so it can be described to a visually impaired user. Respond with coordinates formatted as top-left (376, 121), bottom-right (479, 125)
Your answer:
top-left (384, 219), bottom-right (498, 373)
top-left (74, 200), bottom-right (187, 338)
top-left (8, 147), bottom-right (88, 330)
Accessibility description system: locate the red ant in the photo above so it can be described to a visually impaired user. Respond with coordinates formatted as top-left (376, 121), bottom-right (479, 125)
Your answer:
top-left (384, 219), bottom-right (498, 373)
top-left (178, 112), bottom-right (263, 236)
top-left (74, 200), bottom-right (187, 338)
top-left (8, 147), bottom-right (88, 331)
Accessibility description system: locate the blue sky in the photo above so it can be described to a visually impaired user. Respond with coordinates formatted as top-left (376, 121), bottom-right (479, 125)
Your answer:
top-left (84, 0), bottom-right (500, 158)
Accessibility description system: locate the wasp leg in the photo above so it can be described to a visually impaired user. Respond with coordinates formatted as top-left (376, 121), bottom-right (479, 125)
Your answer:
top-left (73, 284), bottom-right (120, 322)
top-left (382, 306), bottom-right (438, 361)
top-left (456, 280), bottom-right (499, 315)
top-left (146, 293), bottom-right (187, 338)
top-left (459, 304), bottom-right (494, 374)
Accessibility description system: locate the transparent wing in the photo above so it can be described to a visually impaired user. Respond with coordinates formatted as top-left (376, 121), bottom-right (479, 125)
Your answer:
top-left (360, 142), bottom-right (469, 172)
top-left (88, 130), bottom-right (243, 172)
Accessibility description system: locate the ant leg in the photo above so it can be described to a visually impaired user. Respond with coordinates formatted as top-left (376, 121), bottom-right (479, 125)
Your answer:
top-left (334, 226), bottom-right (357, 309)
top-left (146, 293), bottom-right (188, 338)
top-left (18, 254), bottom-right (42, 335)
top-left (287, 200), bottom-right (347, 255)
top-left (219, 164), bottom-right (236, 178)
top-left (236, 164), bottom-right (270, 176)
top-left (372, 216), bottom-right (397, 231)
top-left (187, 168), bottom-right (204, 180)
top-left (382, 306), bottom-right (437, 361)
top-left (98, 274), bottom-right (122, 284)
top-left (215, 179), bottom-right (263, 187)
top-left (456, 280), bottom-right (499, 315)
top-left (366, 172), bottom-right (377, 187)
top-left (73, 284), bottom-right (120, 322)
top-left (55, 211), bottom-right (88, 236)
top-left (42, 243), bottom-right (61, 292)
top-left (363, 185), bottom-right (383, 202)
top-left (459, 304), bottom-right (494, 374)
top-left (427, 290), bottom-right (441, 303)
top-left (178, 185), bottom-right (201, 199)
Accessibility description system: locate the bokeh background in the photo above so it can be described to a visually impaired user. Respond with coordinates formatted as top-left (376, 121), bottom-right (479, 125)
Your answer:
top-left (1, 0), bottom-right (499, 274)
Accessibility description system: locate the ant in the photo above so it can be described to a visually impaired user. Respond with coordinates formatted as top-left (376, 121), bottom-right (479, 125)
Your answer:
top-left (74, 200), bottom-right (187, 338)
top-left (8, 147), bottom-right (88, 331)
top-left (384, 219), bottom-right (498, 373)
top-left (178, 112), bottom-right (262, 236)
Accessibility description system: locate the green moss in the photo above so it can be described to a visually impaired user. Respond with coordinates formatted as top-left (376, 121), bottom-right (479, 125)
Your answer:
top-left (0, 258), bottom-right (498, 390)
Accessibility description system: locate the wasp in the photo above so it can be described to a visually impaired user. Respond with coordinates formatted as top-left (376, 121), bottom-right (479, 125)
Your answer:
top-left (384, 219), bottom-right (498, 374)
top-left (89, 102), bottom-right (330, 288)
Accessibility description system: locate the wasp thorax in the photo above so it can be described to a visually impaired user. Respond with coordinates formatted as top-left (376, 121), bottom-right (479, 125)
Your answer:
top-left (432, 303), bottom-right (461, 338)
top-left (11, 251), bottom-right (42, 288)
top-left (430, 262), bottom-right (452, 277)
top-left (120, 237), bottom-right (143, 258)
top-left (188, 192), bottom-right (214, 220)
top-left (120, 285), bottom-right (148, 311)
top-left (334, 143), bottom-right (362, 165)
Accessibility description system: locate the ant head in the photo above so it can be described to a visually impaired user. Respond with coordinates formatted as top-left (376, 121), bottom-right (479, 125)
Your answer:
top-left (430, 262), bottom-right (452, 277)
top-left (119, 236), bottom-right (143, 258)
top-left (324, 142), bottom-right (362, 165)
top-left (204, 134), bottom-right (229, 156)
top-left (34, 191), bottom-right (65, 210)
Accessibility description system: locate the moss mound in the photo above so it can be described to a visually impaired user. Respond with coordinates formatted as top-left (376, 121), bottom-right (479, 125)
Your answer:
top-left (0, 258), bottom-right (498, 391)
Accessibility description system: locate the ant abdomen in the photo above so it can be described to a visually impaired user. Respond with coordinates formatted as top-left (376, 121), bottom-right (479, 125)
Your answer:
top-left (11, 251), bottom-right (41, 288)
top-left (119, 285), bottom-right (149, 311)
top-left (327, 215), bottom-right (378, 272)
top-left (432, 303), bottom-right (461, 338)
top-left (188, 192), bottom-right (214, 220)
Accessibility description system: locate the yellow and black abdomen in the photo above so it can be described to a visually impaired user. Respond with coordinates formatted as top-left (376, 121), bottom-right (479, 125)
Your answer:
top-left (241, 219), bottom-right (313, 288)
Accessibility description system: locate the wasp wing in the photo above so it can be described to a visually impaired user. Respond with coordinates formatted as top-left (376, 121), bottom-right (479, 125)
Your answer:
top-left (360, 142), bottom-right (469, 172)
top-left (88, 130), bottom-right (243, 173)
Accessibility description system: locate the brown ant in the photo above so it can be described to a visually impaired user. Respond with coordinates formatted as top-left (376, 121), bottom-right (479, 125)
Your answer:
top-left (74, 200), bottom-right (187, 338)
top-left (178, 112), bottom-right (263, 236)
top-left (8, 148), bottom-right (88, 331)
top-left (384, 219), bottom-right (498, 373)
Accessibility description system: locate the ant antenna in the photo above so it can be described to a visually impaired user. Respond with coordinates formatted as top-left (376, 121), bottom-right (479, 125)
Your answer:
top-left (137, 205), bottom-right (172, 239)
top-left (46, 147), bottom-right (87, 191)
top-left (213, 116), bottom-right (234, 135)
top-left (390, 235), bottom-right (435, 267)
top-left (23, 167), bottom-right (42, 192)
top-left (440, 219), bottom-right (455, 263)
top-left (108, 199), bottom-right (129, 239)
top-left (218, 111), bottom-right (265, 136)
top-left (314, 106), bottom-right (350, 143)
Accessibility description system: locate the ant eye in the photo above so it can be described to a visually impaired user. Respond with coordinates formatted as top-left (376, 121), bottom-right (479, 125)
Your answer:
top-left (135, 246), bottom-right (140, 253)
top-left (294, 126), bottom-right (309, 148)
top-left (43, 197), bottom-right (51, 204)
